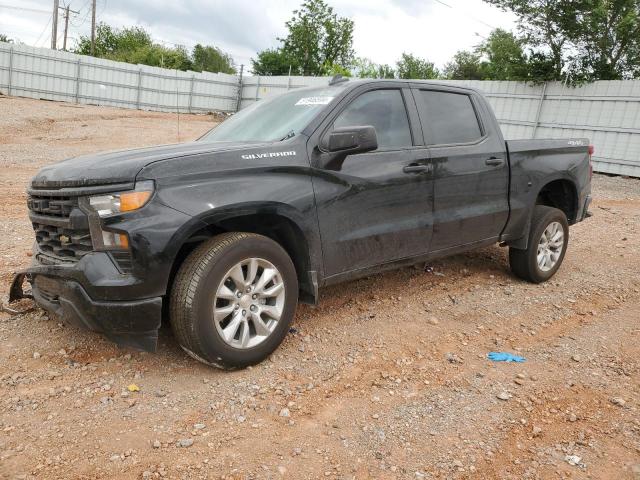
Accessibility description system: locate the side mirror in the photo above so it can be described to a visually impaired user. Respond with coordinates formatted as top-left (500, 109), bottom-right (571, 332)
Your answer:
top-left (321, 126), bottom-right (378, 170)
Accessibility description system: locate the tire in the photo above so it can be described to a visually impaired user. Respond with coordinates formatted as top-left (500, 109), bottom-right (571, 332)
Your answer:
top-left (169, 232), bottom-right (298, 369)
top-left (509, 206), bottom-right (569, 284)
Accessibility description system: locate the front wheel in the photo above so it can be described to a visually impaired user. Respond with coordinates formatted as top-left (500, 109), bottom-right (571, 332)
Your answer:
top-left (170, 232), bottom-right (298, 369)
top-left (509, 206), bottom-right (569, 283)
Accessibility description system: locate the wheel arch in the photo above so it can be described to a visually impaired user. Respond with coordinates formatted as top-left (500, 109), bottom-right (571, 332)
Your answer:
top-left (166, 202), bottom-right (319, 306)
top-left (506, 174), bottom-right (579, 250)
top-left (535, 177), bottom-right (579, 225)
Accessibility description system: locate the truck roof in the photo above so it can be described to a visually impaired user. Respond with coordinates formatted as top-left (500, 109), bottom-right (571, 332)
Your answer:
top-left (315, 76), bottom-right (483, 96)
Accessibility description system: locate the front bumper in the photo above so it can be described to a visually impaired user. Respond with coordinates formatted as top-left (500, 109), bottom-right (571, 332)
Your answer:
top-left (10, 256), bottom-right (162, 352)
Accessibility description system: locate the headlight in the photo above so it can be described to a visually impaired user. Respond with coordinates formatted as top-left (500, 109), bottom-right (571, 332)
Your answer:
top-left (87, 181), bottom-right (154, 250)
top-left (88, 180), bottom-right (154, 217)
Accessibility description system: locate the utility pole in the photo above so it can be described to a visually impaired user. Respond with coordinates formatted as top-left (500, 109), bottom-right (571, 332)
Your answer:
top-left (60, 4), bottom-right (79, 51)
top-left (62, 5), bottom-right (70, 51)
top-left (90, 0), bottom-right (97, 56)
top-left (51, 0), bottom-right (59, 49)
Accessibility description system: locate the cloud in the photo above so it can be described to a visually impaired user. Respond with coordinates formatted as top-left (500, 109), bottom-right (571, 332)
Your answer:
top-left (1, 0), bottom-right (517, 69)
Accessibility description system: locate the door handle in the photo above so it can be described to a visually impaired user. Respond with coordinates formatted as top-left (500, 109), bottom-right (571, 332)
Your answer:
top-left (403, 164), bottom-right (430, 174)
top-left (485, 157), bottom-right (505, 167)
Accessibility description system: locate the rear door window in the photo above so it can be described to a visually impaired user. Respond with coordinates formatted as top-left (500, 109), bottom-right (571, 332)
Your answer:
top-left (334, 89), bottom-right (412, 150)
top-left (417, 90), bottom-right (483, 145)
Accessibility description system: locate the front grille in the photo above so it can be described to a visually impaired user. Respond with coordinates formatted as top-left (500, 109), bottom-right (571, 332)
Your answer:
top-left (33, 222), bottom-right (93, 258)
top-left (28, 192), bottom-right (93, 263)
top-left (27, 195), bottom-right (76, 217)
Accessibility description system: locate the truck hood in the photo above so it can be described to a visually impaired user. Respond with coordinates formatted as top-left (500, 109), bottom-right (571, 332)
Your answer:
top-left (31, 141), bottom-right (270, 189)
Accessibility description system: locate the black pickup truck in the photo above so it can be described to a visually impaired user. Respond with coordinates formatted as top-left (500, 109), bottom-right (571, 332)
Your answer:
top-left (10, 78), bottom-right (592, 368)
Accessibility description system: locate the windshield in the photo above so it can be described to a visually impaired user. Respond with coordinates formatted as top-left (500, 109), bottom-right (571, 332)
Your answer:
top-left (200, 85), bottom-right (347, 143)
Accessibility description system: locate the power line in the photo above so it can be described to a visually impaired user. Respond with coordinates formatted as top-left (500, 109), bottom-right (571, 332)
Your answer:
top-left (0, 4), bottom-right (50, 14)
top-left (71, 1), bottom-right (93, 28)
top-left (428, 0), bottom-right (496, 30)
top-left (35, 14), bottom-right (53, 47)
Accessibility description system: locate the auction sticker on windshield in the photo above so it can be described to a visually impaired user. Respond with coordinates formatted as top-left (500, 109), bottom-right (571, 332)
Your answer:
top-left (295, 96), bottom-right (334, 106)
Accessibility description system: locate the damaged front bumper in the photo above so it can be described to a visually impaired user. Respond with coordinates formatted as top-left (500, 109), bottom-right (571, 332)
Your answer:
top-left (9, 254), bottom-right (162, 352)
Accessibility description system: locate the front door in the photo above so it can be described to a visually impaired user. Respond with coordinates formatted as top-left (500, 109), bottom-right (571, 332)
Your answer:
top-left (310, 86), bottom-right (434, 278)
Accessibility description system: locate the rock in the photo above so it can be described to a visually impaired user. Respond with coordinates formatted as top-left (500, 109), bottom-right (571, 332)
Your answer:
top-left (496, 392), bottom-right (511, 401)
top-left (177, 438), bottom-right (193, 448)
top-left (564, 455), bottom-right (582, 466)
top-left (532, 426), bottom-right (542, 437)
top-left (428, 317), bottom-right (439, 325)
top-left (32, 352), bottom-right (41, 359)
top-left (152, 440), bottom-right (161, 449)
top-left (193, 423), bottom-right (206, 430)
top-left (571, 354), bottom-right (581, 362)
top-left (109, 454), bottom-right (121, 461)
top-left (569, 413), bottom-right (577, 422)
top-left (446, 353), bottom-right (463, 364)
top-left (142, 472), bottom-right (153, 479)
top-left (279, 408), bottom-right (291, 417)
top-left (610, 397), bottom-right (626, 407)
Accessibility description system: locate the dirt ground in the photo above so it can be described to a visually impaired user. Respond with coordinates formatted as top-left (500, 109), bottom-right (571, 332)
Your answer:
top-left (0, 96), bottom-right (639, 480)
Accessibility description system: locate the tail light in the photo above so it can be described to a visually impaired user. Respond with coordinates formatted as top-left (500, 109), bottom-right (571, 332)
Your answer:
top-left (588, 145), bottom-right (594, 179)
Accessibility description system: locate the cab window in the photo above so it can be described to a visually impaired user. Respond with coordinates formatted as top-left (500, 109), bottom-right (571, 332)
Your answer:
top-left (418, 90), bottom-right (483, 145)
top-left (334, 89), bottom-right (412, 150)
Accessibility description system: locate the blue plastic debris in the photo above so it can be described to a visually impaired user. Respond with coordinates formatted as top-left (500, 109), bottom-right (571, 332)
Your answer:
top-left (487, 352), bottom-right (526, 363)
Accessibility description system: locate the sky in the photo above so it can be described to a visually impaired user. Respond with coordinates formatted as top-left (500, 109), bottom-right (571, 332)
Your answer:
top-left (0, 0), bottom-right (517, 71)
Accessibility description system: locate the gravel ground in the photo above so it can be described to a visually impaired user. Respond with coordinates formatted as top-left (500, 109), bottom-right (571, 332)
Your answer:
top-left (0, 96), bottom-right (639, 480)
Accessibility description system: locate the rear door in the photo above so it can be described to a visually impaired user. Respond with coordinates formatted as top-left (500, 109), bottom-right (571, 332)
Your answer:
top-left (310, 85), bottom-right (434, 278)
top-left (412, 87), bottom-right (509, 251)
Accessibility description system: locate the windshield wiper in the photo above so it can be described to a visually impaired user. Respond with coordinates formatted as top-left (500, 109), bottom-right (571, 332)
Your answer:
top-left (280, 130), bottom-right (296, 141)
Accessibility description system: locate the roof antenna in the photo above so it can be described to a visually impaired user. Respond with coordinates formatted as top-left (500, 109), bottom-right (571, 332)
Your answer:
top-left (329, 74), bottom-right (349, 86)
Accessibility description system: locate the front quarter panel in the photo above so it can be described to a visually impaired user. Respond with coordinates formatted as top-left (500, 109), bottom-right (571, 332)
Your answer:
top-left (137, 139), bottom-right (323, 278)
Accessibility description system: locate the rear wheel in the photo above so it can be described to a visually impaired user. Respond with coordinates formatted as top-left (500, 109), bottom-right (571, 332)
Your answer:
top-left (509, 206), bottom-right (569, 283)
top-left (170, 232), bottom-right (298, 369)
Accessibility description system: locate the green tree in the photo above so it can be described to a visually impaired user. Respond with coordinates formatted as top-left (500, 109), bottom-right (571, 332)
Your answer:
top-left (192, 44), bottom-right (235, 74)
top-left (443, 51), bottom-right (483, 80)
top-left (572, 0), bottom-right (640, 80)
top-left (255, 0), bottom-right (354, 76)
top-left (396, 53), bottom-right (439, 79)
top-left (477, 29), bottom-right (529, 80)
top-left (483, 0), bottom-right (581, 80)
top-left (0, 33), bottom-right (13, 43)
top-left (352, 57), bottom-right (395, 78)
top-left (74, 23), bottom-right (235, 74)
top-left (377, 64), bottom-right (396, 79)
top-left (251, 48), bottom-right (300, 76)
top-left (484, 0), bottom-right (640, 81)
top-left (75, 23), bottom-right (152, 58)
